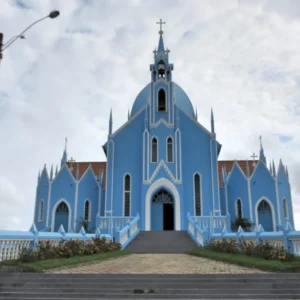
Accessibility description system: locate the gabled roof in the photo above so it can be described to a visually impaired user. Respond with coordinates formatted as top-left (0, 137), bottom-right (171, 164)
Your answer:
top-left (218, 160), bottom-right (258, 187)
top-left (66, 161), bottom-right (106, 186)
top-left (65, 160), bottom-right (258, 189)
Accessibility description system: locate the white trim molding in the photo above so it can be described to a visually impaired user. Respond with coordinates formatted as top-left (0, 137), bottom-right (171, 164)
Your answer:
top-left (145, 178), bottom-right (181, 231)
top-left (51, 199), bottom-right (72, 232)
top-left (255, 197), bottom-right (276, 231)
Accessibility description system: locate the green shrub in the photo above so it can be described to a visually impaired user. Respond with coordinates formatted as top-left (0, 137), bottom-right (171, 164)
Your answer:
top-left (19, 247), bottom-right (39, 263)
top-left (205, 238), bottom-right (296, 262)
top-left (18, 237), bottom-right (121, 263)
top-left (205, 239), bottom-right (239, 254)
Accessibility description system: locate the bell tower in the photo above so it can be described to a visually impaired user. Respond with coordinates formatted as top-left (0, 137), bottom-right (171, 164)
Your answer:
top-left (149, 19), bottom-right (175, 125)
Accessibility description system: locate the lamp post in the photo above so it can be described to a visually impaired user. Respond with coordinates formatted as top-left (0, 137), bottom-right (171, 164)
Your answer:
top-left (0, 10), bottom-right (60, 65)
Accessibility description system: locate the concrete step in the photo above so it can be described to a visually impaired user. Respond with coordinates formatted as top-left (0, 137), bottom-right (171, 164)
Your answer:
top-left (1, 273), bottom-right (300, 299)
top-left (125, 231), bottom-right (199, 253)
top-left (0, 294), bottom-right (300, 299)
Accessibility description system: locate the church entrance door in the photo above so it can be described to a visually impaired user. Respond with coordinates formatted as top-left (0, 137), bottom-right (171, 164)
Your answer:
top-left (54, 202), bottom-right (69, 232)
top-left (151, 189), bottom-right (174, 231)
top-left (257, 199), bottom-right (273, 231)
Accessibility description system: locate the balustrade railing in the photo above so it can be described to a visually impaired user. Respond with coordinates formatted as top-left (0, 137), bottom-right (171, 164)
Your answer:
top-left (0, 224), bottom-right (112, 262)
top-left (97, 215), bottom-right (134, 235)
top-left (115, 213), bottom-right (140, 249)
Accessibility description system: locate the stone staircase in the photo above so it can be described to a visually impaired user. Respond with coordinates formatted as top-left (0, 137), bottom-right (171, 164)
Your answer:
top-left (125, 231), bottom-right (199, 253)
top-left (1, 273), bottom-right (300, 299)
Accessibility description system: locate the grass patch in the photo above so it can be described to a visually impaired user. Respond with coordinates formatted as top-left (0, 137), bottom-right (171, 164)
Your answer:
top-left (186, 249), bottom-right (300, 273)
top-left (0, 250), bottom-right (131, 273)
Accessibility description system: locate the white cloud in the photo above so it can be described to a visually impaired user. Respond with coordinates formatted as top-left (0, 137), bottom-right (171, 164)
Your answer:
top-left (0, 0), bottom-right (300, 230)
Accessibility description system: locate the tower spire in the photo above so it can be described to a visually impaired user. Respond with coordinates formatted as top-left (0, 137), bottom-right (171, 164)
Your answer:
top-left (259, 135), bottom-right (266, 164)
top-left (211, 108), bottom-right (215, 134)
top-left (109, 108), bottom-right (113, 135)
top-left (151, 19), bottom-right (173, 82)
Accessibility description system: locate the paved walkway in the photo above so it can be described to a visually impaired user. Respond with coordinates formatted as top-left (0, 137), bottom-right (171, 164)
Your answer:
top-left (50, 254), bottom-right (266, 274)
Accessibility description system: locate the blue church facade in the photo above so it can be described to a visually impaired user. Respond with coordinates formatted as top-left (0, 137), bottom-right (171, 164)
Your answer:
top-left (33, 27), bottom-right (295, 235)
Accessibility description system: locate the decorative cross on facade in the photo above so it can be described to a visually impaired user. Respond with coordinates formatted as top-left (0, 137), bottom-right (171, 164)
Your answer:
top-left (69, 157), bottom-right (75, 170)
top-left (251, 153), bottom-right (258, 168)
top-left (251, 153), bottom-right (258, 161)
top-left (156, 18), bottom-right (166, 35)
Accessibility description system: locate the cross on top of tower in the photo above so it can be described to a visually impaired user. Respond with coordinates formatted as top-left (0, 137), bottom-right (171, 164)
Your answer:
top-left (156, 18), bottom-right (166, 35)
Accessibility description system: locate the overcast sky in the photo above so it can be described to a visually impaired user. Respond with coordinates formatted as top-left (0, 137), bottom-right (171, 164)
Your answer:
top-left (1, 0), bottom-right (300, 231)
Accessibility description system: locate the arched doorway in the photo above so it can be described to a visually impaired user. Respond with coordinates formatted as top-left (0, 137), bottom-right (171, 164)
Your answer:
top-left (54, 202), bottom-right (69, 232)
top-left (257, 199), bottom-right (273, 231)
top-left (151, 189), bottom-right (174, 231)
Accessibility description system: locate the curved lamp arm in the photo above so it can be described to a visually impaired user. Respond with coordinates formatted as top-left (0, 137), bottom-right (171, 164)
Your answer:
top-left (2, 10), bottom-right (59, 51)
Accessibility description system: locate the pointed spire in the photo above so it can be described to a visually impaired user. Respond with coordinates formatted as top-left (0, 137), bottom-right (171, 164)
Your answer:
top-left (76, 163), bottom-right (80, 180)
top-left (269, 162), bottom-right (272, 174)
top-left (61, 138), bottom-right (68, 168)
top-left (38, 170), bottom-right (41, 184)
top-left (246, 160), bottom-right (250, 177)
top-left (286, 165), bottom-right (289, 180)
top-left (211, 108), bottom-right (215, 134)
top-left (259, 135), bottom-right (266, 164)
top-left (195, 107), bottom-right (198, 120)
top-left (50, 164), bottom-right (53, 181)
top-left (128, 109), bottom-right (130, 120)
top-left (55, 165), bottom-right (58, 176)
top-left (109, 108), bottom-right (113, 135)
top-left (272, 160), bottom-right (276, 177)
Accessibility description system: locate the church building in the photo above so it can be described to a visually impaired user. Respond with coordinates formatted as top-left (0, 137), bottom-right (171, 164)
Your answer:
top-left (33, 21), bottom-right (294, 235)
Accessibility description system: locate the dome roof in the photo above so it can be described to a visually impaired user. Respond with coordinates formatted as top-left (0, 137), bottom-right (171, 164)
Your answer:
top-left (130, 82), bottom-right (195, 118)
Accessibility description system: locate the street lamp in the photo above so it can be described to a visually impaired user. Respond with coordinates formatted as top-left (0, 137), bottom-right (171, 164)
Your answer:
top-left (0, 10), bottom-right (60, 64)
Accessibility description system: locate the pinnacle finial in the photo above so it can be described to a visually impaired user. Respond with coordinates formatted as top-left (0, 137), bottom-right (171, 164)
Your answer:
top-left (109, 108), bottom-right (113, 135)
top-left (211, 108), bottom-right (215, 134)
top-left (65, 137), bottom-right (67, 151)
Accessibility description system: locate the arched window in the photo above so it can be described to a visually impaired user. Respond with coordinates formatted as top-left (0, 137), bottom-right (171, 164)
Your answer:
top-left (258, 200), bottom-right (271, 212)
top-left (194, 174), bottom-right (201, 216)
top-left (152, 137), bottom-right (158, 162)
top-left (124, 174), bottom-right (131, 216)
top-left (167, 137), bottom-right (173, 162)
top-left (158, 89), bottom-right (166, 111)
top-left (84, 200), bottom-right (91, 221)
top-left (236, 199), bottom-right (242, 219)
top-left (39, 200), bottom-right (44, 222)
top-left (283, 198), bottom-right (289, 219)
